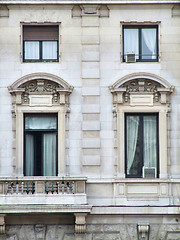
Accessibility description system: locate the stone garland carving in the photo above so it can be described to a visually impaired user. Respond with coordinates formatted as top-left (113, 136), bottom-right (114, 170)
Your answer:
top-left (20, 80), bottom-right (64, 104)
top-left (121, 79), bottom-right (162, 103)
top-left (110, 78), bottom-right (174, 105)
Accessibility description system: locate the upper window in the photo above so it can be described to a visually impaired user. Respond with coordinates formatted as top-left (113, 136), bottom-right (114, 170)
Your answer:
top-left (24, 114), bottom-right (58, 176)
top-left (123, 25), bottom-right (158, 62)
top-left (23, 25), bottom-right (59, 62)
top-left (125, 113), bottom-right (159, 178)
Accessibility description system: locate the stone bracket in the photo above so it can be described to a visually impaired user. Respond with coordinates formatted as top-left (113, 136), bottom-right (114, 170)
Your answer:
top-left (0, 215), bottom-right (6, 235)
top-left (137, 223), bottom-right (150, 239)
top-left (74, 213), bottom-right (87, 234)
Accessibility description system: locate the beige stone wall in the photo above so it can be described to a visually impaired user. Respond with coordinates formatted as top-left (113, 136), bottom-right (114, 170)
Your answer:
top-left (0, 2), bottom-right (180, 238)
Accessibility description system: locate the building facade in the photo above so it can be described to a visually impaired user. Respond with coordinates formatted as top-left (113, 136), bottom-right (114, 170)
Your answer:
top-left (0, 0), bottom-right (180, 239)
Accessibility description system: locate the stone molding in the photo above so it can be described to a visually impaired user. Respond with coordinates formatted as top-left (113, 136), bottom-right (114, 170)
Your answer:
top-left (0, 0), bottom-right (179, 4)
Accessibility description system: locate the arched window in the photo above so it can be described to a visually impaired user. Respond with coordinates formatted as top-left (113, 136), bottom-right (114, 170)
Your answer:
top-left (8, 73), bottom-right (73, 177)
top-left (110, 72), bottom-right (174, 179)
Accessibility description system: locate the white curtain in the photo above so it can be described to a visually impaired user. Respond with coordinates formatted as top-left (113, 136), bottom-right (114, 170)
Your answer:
top-left (142, 29), bottom-right (157, 59)
top-left (126, 116), bottom-right (139, 174)
top-left (42, 41), bottom-right (57, 59)
top-left (143, 116), bottom-right (157, 167)
top-left (25, 116), bottom-right (57, 130)
top-left (24, 41), bottom-right (39, 60)
top-left (43, 133), bottom-right (56, 176)
top-left (124, 29), bottom-right (139, 59)
top-left (25, 134), bottom-right (34, 176)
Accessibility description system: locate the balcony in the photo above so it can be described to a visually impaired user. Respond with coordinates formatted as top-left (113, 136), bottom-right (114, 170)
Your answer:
top-left (0, 177), bottom-right (89, 212)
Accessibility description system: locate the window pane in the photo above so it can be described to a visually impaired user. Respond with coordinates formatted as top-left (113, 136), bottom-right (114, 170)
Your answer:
top-left (124, 29), bottom-right (139, 59)
top-left (25, 133), bottom-right (34, 176)
top-left (24, 41), bottom-right (39, 60)
top-left (142, 28), bottom-right (157, 59)
top-left (143, 115), bottom-right (157, 168)
top-left (42, 41), bottom-right (57, 60)
top-left (25, 116), bottom-right (57, 130)
top-left (126, 115), bottom-right (141, 176)
top-left (43, 133), bottom-right (57, 176)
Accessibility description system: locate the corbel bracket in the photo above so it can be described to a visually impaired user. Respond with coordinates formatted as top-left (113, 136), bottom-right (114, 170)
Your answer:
top-left (74, 213), bottom-right (87, 234)
top-left (0, 214), bottom-right (6, 234)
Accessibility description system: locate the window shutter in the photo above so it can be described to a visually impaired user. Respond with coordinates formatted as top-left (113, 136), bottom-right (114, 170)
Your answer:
top-left (23, 25), bottom-right (59, 41)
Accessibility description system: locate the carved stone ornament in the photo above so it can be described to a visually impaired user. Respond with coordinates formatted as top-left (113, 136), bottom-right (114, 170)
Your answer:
top-left (35, 224), bottom-right (46, 240)
top-left (8, 79), bottom-right (73, 106)
top-left (0, 215), bottom-right (6, 235)
top-left (110, 78), bottom-right (174, 105)
top-left (74, 213), bottom-right (87, 234)
top-left (137, 224), bottom-right (150, 239)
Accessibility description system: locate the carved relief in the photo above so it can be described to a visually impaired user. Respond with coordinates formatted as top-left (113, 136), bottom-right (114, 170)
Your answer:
top-left (110, 78), bottom-right (174, 106)
top-left (121, 79), bottom-right (162, 103)
top-left (20, 80), bottom-right (64, 104)
top-left (9, 78), bottom-right (73, 107)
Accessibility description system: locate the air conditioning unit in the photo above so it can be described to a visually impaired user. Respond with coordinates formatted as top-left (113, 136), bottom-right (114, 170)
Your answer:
top-left (125, 53), bottom-right (136, 63)
top-left (143, 167), bottom-right (156, 178)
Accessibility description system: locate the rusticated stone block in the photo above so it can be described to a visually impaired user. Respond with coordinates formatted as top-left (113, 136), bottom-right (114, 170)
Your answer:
top-left (92, 233), bottom-right (104, 240)
top-left (63, 234), bottom-right (75, 240)
top-left (87, 225), bottom-right (103, 233)
top-left (103, 224), bottom-right (120, 232)
top-left (105, 233), bottom-right (121, 240)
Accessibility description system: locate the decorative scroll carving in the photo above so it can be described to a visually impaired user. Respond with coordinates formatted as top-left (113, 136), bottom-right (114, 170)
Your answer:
top-left (110, 78), bottom-right (174, 105)
top-left (120, 79), bottom-right (162, 103)
top-left (9, 79), bottom-right (73, 107)
top-left (20, 80), bottom-right (64, 104)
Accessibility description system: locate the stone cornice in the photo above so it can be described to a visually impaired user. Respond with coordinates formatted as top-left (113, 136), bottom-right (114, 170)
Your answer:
top-left (0, 0), bottom-right (180, 4)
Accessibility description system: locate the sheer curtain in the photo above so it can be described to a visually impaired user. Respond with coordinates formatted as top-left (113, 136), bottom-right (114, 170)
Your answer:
top-left (24, 41), bottom-right (39, 59)
top-left (143, 115), bottom-right (157, 168)
top-left (124, 29), bottom-right (139, 59)
top-left (25, 116), bottom-right (57, 130)
top-left (42, 41), bottom-right (57, 59)
top-left (126, 116), bottom-right (139, 174)
top-left (142, 28), bottom-right (157, 59)
top-left (25, 134), bottom-right (34, 176)
top-left (43, 133), bottom-right (56, 176)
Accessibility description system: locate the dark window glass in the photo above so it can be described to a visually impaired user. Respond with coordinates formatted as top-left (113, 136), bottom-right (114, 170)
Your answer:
top-left (24, 114), bottom-right (58, 176)
top-left (123, 26), bottom-right (158, 62)
top-left (125, 113), bottom-right (159, 178)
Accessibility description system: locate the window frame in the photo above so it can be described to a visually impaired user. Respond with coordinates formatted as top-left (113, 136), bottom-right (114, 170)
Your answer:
top-left (24, 113), bottom-right (58, 176)
top-left (22, 25), bottom-right (59, 63)
top-left (125, 112), bottom-right (159, 178)
top-left (122, 25), bottom-right (159, 62)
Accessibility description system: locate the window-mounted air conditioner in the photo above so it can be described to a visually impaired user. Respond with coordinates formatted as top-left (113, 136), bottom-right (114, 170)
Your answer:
top-left (143, 167), bottom-right (156, 178)
top-left (125, 53), bottom-right (136, 63)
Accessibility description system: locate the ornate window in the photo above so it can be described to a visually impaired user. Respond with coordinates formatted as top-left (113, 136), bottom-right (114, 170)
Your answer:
top-left (8, 73), bottom-right (73, 177)
top-left (110, 73), bottom-right (174, 178)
